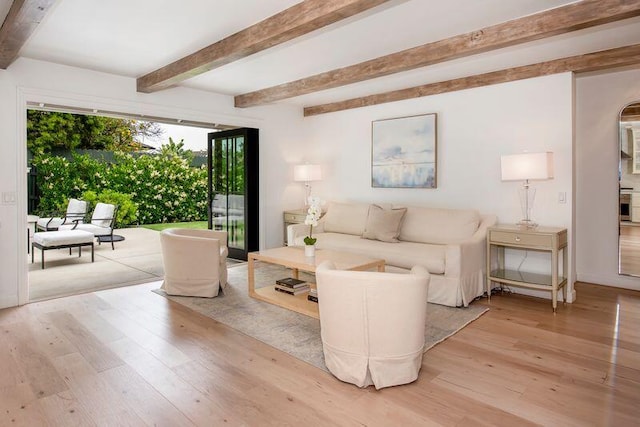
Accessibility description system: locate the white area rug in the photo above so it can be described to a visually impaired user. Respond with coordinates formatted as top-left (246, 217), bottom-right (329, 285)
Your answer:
top-left (154, 263), bottom-right (488, 371)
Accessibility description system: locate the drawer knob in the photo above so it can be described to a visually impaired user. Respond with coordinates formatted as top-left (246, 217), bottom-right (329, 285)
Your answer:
top-left (515, 236), bottom-right (521, 242)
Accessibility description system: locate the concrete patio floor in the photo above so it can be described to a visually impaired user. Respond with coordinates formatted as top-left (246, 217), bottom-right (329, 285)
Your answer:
top-left (28, 227), bottom-right (166, 301)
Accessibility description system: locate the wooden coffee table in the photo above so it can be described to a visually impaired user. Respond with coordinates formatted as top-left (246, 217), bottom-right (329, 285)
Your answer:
top-left (248, 246), bottom-right (385, 319)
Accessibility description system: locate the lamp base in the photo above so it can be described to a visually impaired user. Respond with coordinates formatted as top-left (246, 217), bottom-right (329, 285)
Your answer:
top-left (518, 182), bottom-right (537, 229)
top-left (517, 219), bottom-right (538, 229)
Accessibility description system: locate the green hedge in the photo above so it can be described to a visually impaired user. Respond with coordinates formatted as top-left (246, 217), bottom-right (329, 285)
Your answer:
top-left (32, 152), bottom-right (207, 225)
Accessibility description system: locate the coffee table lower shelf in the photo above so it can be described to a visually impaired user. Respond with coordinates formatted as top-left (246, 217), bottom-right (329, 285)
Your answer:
top-left (247, 246), bottom-right (384, 319)
top-left (251, 285), bottom-right (318, 319)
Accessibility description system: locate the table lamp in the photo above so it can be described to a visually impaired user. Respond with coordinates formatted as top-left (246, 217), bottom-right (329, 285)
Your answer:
top-left (294, 164), bottom-right (322, 207)
top-left (501, 152), bottom-right (554, 228)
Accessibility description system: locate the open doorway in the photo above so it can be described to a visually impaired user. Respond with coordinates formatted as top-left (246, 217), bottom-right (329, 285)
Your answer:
top-left (26, 104), bottom-right (242, 301)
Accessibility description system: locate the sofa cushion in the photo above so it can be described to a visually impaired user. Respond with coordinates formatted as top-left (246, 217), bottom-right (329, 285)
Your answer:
top-left (399, 206), bottom-right (480, 244)
top-left (321, 201), bottom-right (373, 236)
top-left (362, 204), bottom-right (407, 243)
top-left (294, 232), bottom-right (445, 274)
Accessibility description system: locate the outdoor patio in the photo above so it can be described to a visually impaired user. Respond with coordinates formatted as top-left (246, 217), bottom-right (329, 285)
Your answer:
top-left (28, 227), bottom-right (166, 301)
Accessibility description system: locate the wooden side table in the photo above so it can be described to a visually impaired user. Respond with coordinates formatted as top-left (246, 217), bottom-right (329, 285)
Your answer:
top-left (486, 224), bottom-right (568, 313)
top-left (283, 208), bottom-right (308, 245)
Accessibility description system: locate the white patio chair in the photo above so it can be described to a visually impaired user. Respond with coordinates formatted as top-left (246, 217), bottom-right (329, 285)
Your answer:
top-left (36, 198), bottom-right (88, 231)
top-left (59, 202), bottom-right (119, 249)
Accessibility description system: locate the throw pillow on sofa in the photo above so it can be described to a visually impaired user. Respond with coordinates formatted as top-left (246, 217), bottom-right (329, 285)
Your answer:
top-left (362, 204), bottom-right (407, 243)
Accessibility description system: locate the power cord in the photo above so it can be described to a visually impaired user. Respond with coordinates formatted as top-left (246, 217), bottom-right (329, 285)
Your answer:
top-left (517, 250), bottom-right (528, 272)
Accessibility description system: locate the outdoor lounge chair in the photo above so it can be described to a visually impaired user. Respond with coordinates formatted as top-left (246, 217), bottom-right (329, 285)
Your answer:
top-left (59, 202), bottom-right (119, 249)
top-left (36, 198), bottom-right (88, 231)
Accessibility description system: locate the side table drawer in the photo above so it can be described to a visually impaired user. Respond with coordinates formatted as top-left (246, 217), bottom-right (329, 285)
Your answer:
top-left (489, 230), bottom-right (552, 248)
top-left (284, 212), bottom-right (306, 223)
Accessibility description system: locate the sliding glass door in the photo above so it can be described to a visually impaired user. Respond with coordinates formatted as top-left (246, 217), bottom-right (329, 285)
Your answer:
top-left (207, 128), bottom-right (258, 260)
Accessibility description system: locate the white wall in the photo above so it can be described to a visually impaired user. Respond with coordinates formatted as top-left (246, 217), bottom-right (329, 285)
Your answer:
top-left (575, 68), bottom-right (640, 290)
top-left (0, 58), bottom-right (306, 309)
top-left (304, 73), bottom-right (576, 300)
top-left (0, 70), bottom-right (19, 308)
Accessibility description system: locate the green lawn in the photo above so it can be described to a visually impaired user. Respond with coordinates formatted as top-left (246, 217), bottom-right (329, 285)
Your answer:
top-left (141, 221), bottom-right (208, 232)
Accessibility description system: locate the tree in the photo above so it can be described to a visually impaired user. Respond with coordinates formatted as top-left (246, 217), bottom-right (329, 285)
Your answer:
top-left (160, 137), bottom-right (193, 161)
top-left (27, 110), bottom-right (164, 154)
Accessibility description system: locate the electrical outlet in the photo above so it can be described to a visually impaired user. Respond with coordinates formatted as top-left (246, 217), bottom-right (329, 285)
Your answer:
top-left (558, 192), bottom-right (566, 204)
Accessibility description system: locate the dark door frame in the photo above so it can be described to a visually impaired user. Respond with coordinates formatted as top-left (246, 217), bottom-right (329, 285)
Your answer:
top-left (207, 128), bottom-right (259, 260)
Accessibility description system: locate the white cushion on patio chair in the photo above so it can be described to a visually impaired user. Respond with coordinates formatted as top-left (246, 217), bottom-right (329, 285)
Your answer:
top-left (59, 202), bottom-right (116, 241)
top-left (315, 260), bottom-right (430, 390)
top-left (62, 223), bottom-right (113, 237)
top-left (160, 228), bottom-right (228, 298)
top-left (37, 198), bottom-right (87, 231)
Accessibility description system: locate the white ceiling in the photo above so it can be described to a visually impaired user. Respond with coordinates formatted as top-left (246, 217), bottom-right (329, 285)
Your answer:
top-left (15, 0), bottom-right (640, 108)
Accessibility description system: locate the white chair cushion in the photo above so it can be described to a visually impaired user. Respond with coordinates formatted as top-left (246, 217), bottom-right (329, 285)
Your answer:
top-left (91, 203), bottom-right (115, 228)
top-left (59, 223), bottom-right (112, 237)
top-left (37, 217), bottom-right (64, 229)
top-left (67, 198), bottom-right (87, 216)
top-left (33, 230), bottom-right (94, 246)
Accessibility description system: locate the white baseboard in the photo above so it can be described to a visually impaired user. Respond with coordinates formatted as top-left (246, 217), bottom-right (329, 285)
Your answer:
top-left (576, 273), bottom-right (640, 292)
top-left (0, 294), bottom-right (19, 310)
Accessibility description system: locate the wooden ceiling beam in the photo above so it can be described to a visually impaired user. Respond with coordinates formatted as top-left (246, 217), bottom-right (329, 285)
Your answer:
top-left (303, 44), bottom-right (640, 116)
top-left (235, 0), bottom-right (640, 108)
top-left (137, 0), bottom-right (393, 94)
top-left (0, 0), bottom-right (56, 69)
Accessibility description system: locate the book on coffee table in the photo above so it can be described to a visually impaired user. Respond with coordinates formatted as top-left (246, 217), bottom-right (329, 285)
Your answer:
top-left (275, 285), bottom-right (309, 296)
top-left (276, 277), bottom-right (307, 288)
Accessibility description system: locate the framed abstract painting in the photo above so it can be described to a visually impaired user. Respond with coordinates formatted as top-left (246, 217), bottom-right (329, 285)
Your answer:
top-left (371, 113), bottom-right (437, 188)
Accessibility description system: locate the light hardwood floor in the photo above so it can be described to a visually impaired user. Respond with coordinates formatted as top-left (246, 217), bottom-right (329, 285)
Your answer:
top-left (0, 280), bottom-right (638, 426)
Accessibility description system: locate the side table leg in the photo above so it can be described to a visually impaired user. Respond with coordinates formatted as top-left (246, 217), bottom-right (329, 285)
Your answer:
top-left (552, 244), bottom-right (559, 313)
top-left (248, 256), bottom-right (256, 296)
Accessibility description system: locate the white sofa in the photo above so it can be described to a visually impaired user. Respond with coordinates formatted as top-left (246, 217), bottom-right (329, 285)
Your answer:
top-left (288, 201), bottom-right (497, 307)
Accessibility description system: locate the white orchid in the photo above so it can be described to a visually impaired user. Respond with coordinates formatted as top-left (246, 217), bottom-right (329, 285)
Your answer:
top-left (303, 197), bottom-right (322, 245)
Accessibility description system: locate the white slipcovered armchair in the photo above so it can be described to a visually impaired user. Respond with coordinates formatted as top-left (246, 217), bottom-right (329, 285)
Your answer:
top-left (316, 261), bottom-right (430, 389)
top-left (160, 228), bottom-right (228, 298)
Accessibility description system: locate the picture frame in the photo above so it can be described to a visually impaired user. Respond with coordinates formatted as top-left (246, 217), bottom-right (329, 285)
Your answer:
top-left (371, 113), bottom-right (437, 188)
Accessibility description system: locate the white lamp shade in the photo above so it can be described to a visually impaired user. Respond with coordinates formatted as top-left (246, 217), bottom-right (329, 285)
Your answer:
top-left (501, 152), bottom-right (554, 181)
top-left (294, 164), bottom-right (322, 182)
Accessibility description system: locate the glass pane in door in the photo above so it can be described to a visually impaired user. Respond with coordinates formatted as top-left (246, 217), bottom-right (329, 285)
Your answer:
top-left (211, 136), bottom-right (245, 252)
